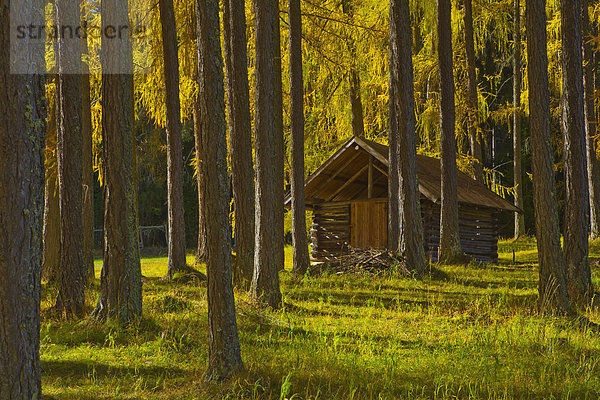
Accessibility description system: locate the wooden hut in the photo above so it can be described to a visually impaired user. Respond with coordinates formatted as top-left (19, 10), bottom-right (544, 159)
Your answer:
top-left (286, 136), bottom-right (520, 263)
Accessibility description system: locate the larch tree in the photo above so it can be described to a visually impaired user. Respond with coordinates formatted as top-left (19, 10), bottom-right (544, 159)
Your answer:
top-left (513, 0), bottom-right (525, 238)
top-left (159, 0), bottom-right (187, 278)
top-left (250, 0), bottom-right (283, 308)
top-left (342, 0), bottom-right (365, 138)
top-left (223, 0), bottom-right (256, 287)
top-left (463, 0), bottom-right (484, 183)
top-left (192, 72), bottom-right (207, 263)
top-left (82, 26), bottom-right (95, 282)
top-left (93, 0), bottom-right (142, 323)
top-left (0, 0), bottom-right (46, 393)
top-left (561, 0), bottom-right (592, 305)
top-left (195, 0), bottom-right (244, 381)
top-left (583, 0), bottom-right (600, 239)
top-left (43, 92), bottom-right (61, 283)
top-left (55, 0), bottom-right (86, 317)
top-left (437, 0), bottom-right (463, 263)
top-left (390, 0), bottom-right (428, 273)
top-left (526, 0), bottom-right (571, 314)
top-left (289, 0), bottom-right (310, 275)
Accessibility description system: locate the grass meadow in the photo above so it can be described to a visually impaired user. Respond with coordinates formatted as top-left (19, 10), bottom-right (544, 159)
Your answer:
top-left (40, 238), bottom-right (600, 399)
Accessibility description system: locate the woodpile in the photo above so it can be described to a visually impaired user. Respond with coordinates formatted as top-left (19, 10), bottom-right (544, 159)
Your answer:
top-left (309, 248), bottom-right (411, 276)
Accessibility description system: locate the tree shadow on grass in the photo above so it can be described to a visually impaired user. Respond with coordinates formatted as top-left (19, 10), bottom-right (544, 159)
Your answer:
top-left (42, 359), bottom-right (187, 397)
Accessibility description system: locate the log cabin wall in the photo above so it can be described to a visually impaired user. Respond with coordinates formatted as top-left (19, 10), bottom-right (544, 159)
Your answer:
top-left (421, 200), bottom-right (499, 263)
top-left (310, 202), bottom-right (351, 261)
top-left (311, 198), bottom-right (499, 263)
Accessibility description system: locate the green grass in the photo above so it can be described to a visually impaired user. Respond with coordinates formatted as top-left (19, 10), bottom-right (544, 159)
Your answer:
top-left (41, 238), bottom-right (600, 399)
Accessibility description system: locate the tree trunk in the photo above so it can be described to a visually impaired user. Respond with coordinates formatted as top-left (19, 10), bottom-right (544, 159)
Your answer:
top-left (342, 0), bottom-right (365, 138)
top-left (388, 76), bottom-right (400, 253)
top-left (463, 0), bottom-right (484, 183)
top-left (390, 0), bottom-right (428, 273)
top-left (561, 0), bottom-right (592, 306)
top-left (82, 39), bottom-right (95, 282)
top-left (526, 0), bottom-right (571, 314)
top-left (93, 0), bottom-right (142, 323)
top-left (437, 0), bottom-right (463, 263)
top-left (196, 0), bottom-right (244, 381)
top-left (583, 0), bottom-right (600, 239)
top-left (160, 0), bottom-right (187, 277)
top-left (192, 86), bottom-right (207, 263)
top-left (250, 0), bottom-right (283, 308)
top-left (274, 5), bottom-right (285, 273)
top-left (0, 0), bottom-right (46, 392)
top-left (43, 94), bottom-right (61, 283)
top-left (224, 0), bottom-right (256, 286)
top-left (55, 0), bottom-right (86, 317)
top-left (513, 0), bottom-right (525, 238)
top-left (289, 0), bottom-right (310, 275)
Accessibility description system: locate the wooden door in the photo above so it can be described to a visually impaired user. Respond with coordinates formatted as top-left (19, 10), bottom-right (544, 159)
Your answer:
top-left (350, 201), bottom-right (388, 249)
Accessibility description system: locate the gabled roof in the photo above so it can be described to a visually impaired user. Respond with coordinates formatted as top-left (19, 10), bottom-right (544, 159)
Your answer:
top-left (288, 136), bottom-right (520, 212)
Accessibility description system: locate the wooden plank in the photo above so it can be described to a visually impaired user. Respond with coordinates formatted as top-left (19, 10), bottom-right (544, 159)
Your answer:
top-left (325, 165), bottom-right (368, 202)
top-left (311, 151), bottom-right (362, 199)
top-left (368, 156), bottom-right (374, 199)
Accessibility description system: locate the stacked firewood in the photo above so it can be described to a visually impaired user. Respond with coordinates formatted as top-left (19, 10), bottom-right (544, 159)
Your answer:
top-left (309, 248), bottom-right (411, 276)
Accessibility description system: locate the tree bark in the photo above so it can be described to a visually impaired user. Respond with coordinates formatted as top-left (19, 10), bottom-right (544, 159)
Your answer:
top-left (43, 94), bottom-right (61, 283)
top-left (273, 5), bottom-right (285, 273)
top-left (93, 0), bottom-right (142, 323)
top-left (437, 0), bottom-right (463, 263)
top-left (463, 0), bottom-right (484, 183)
top-left (390, 0), bottom-right (428, 273)
top-left (81, 16), bottom-right (95, 282)
top-left (583, 0), bottom-right (600, 240)
top-left (196, 0), bottom-right (244, 381)
top-left (526, 0), bottom-right (571, 314)
top-left (289, 0), bottom-right (310, 275)
top-left (224, 0), bottom-right (256, 286)
top-left (159, 0), bottom-right (187, 277)
top-left (55, 0), bottom-right (86, 317)
top-left (192, 85), bottom-right (207, 263)
top-left (513, 0), bottom-right (525, 238)
top-left (561, 0), bottom-right (592, 306)
top-left (388, 75), bottom-right (400, 253)
top-left (0, 0), bottom-right (46, 392)
top-left (250, 0), bottom-right (283, 308)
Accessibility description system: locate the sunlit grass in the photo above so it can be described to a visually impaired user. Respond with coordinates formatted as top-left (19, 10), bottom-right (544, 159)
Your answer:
top-left (41, 239), bottom-right (600, 399)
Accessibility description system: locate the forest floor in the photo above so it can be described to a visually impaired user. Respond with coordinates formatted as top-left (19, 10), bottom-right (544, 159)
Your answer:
top-left (41, 238), bottom-right (600, 399)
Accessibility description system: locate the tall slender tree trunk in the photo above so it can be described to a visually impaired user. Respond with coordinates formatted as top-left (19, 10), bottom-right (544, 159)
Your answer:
top-left (160, 0), bottom-right (187, 277)
top-left (390, 0), bottom-right (428, 273)
top-left (583, 0), bottom-right (600, 239)
top-left (193, 86), bottom-right (207, 263)
top-left (289, 0), bottom-right (310, 275)
top-left (55, 0), bottom-right (86, 317)
top-left (196, 0), bottom-right (244, 381)
top-left (43, 94), bottom-right (61, 283)
top-left (388, 78), bottom-right (400, 253)
top-left (81, 12), bottom-right (95, 281)
top-left (224, 0), bottom-right (256, 286)
top-left (437, 0), bottom-right (463, 263)
top-left (0, 0), bottom-right (46, 392)
top-left (526, 0), bottom-right (571, 314)
top-left (513, 0), bottom-right (525, 238)
top-left (342, 0), bottom-right (365, 138)
top-left (273, 5), bottom-right (285, 273)
top-left (250, 0), bottom-right (283, 308)
top-left (93, 0), bottom-right (142, 323)
top-left (561, 0), bottom-right (592, 306)
top-left (463, 0), bottom-right (484, 183)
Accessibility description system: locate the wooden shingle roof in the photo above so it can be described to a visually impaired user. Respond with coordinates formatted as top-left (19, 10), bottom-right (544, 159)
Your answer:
top-left (289, 136), bottom-right (520, 213)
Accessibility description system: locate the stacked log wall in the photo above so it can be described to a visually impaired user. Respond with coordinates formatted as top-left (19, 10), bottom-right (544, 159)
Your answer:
top-left (311, 203), bottom-right (351, 261)
top-left (421, 200), bottom-right (498, 263)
